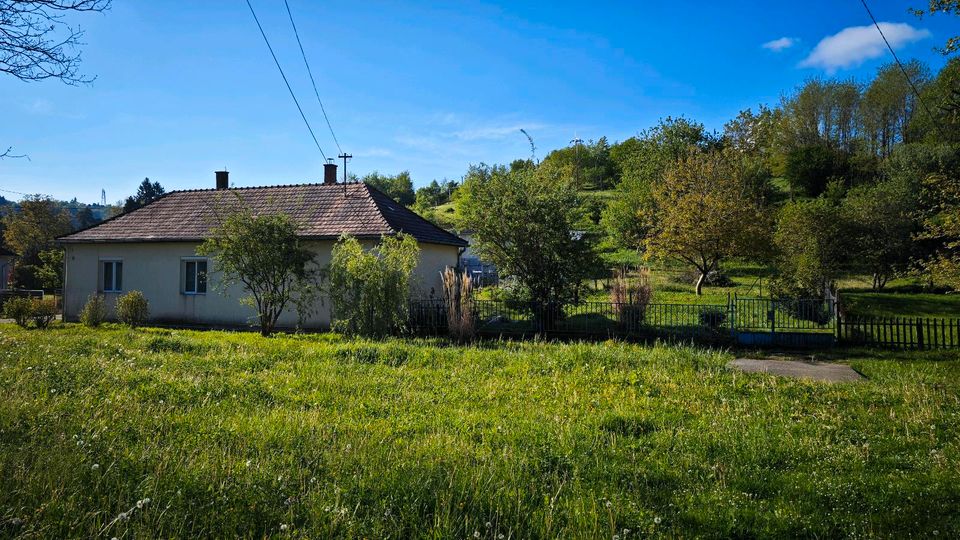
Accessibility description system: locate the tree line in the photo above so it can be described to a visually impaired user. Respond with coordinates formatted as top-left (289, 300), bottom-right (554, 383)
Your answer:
top-left (445, 57), bottom-right (960, 303)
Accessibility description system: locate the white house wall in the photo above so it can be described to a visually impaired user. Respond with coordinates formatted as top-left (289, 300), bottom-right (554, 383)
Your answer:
top-left (63, 240), bottom-right (459, 329)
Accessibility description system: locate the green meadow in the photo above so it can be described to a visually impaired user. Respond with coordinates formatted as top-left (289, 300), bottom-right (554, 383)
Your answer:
top-left (0, 324), bottom-right (958, 538)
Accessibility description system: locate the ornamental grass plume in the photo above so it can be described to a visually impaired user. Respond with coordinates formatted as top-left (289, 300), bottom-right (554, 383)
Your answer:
top-left (442, 267), bottom-right (475, 342)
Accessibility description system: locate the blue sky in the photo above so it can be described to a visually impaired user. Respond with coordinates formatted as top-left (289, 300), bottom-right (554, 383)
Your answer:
top-left (0, 0), bottom-right (954, 203)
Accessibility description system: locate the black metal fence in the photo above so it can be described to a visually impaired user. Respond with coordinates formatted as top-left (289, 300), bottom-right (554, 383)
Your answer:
top-left (410, 297), bottom-right (836, 345)
top-left (837, 315), bottom-right (960, 350)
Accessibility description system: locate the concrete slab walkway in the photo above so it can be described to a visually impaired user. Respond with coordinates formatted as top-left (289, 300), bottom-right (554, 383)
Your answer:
top-left (728, 358), bottom-right (865, 383)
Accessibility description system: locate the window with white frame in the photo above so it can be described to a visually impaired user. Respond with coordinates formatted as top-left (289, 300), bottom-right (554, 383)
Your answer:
top-left (102, 260), bottom-right (123, 292)
top-left (182, 258), bottom-right (208, 294)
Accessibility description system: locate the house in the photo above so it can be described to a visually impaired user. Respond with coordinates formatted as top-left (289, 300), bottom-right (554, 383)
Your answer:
top-left (58, 168), bottom-right (468, 329)
top-left (0, 247), bottom-right (15, 290)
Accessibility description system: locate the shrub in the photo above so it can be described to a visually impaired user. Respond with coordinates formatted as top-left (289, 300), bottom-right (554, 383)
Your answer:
top-left (698, 307), bottom-right (728, 330)
top-left (79, 294), bottom-right (107, 327)
top-left (116, 291), bottom-right (149, 328)
top-left (611, 267), bottom-right (653, 331)
top-left (2, 297), bottom-right (34, 328)
top-left (30, 298), bottom-right (58, 329)
top-left (329, 234), bottom-right (420, 338)
top-left (442, 267), bottom-right (474, 342)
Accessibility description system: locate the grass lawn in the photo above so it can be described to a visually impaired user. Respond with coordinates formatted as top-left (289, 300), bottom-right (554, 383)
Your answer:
top-left (1, 324), bottom-right (958, 538)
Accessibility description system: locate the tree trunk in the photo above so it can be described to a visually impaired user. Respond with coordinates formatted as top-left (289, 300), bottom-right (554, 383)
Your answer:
top-left (695, 271), bottom-right (706, 296)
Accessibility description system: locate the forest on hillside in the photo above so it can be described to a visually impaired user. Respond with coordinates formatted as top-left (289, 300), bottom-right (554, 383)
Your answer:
top-left (412, 58), bottom-right (960, 302)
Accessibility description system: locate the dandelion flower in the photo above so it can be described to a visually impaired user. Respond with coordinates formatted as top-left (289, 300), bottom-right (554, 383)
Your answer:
top-left (605, 500), bottom-right (612, 508)
top-left (654, 516), bottom-right (662, 524)
top-left (280, 523), bottom-right (288, 531)
top-left (91, 463), bottom-right (99, 471)
top-left (473, 531), bottom-right (480, 538)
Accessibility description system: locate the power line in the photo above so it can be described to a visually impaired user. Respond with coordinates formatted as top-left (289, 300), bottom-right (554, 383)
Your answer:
top-left (244, 0), bottom-right (328, 160)
top-left (858, 0), bottom-right (948, 140)
top-left (284, 0), bottom-right (344, 155)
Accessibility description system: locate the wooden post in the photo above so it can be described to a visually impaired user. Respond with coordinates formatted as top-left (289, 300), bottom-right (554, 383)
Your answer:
top-left (916, 318), bottom-right (924, 351)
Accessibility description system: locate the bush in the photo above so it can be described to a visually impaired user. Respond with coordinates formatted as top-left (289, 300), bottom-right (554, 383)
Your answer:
top-left (30, 298), bottom-right (58, 329)
top-left (698, 307), bottom-right (728, 329)
top-left (116, 291), bottom-right (149, 328)
top-left (79, 294), bottom-right (107, 327)
top-left (611, 267), bottom-right (653, 331)
top-left (3, 297), bottom-right (33, 328)
top-left (329, 234), bottom-right (420, 338)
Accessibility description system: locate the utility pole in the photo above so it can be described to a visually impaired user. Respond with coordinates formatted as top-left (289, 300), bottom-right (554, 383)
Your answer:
top-left (339, 152), bottom-right (352, 197)
top-left (338, 153), bottom-right (352, 183)
top-left (570, 136), bottom-right (583, 190)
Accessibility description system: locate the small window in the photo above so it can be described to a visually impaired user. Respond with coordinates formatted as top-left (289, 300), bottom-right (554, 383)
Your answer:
top-left (102, 260), bottom-right (122, 292)
top-left (183, 259), bottom-right (207, 294)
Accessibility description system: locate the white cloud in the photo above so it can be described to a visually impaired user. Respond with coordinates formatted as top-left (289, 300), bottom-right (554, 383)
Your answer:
top-left (451, 123), bottom-right (547, 141)
top-left (800, 22), bottom-right (930, 73)
top-left (762, 37), bottom-right (797, 52)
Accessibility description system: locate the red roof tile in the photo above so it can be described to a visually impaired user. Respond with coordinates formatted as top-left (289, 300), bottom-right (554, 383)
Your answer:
top-left (58, 183), bottom-right (467, 247)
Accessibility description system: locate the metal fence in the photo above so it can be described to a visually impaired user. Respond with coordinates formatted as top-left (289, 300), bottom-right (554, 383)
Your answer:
top-left (0, 289), bottom-right (44, 312)
top-left (409, 296), bottom-right (836, 345)
top-left (837, 315), bottom-right (960, 350)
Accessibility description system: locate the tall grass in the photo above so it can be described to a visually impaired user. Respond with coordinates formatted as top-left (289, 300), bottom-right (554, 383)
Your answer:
top-left (0, 324), bottom-right (957, 538)
top-left (442, 267), bottom-right (474, 342)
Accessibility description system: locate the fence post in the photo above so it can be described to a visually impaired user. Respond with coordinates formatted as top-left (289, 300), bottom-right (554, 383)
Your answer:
top-left (916, 318), bottom-right (924, 351)
top-left (836, 313), bottom-right (842, 343)
top-left (728, 293), bottom-right (736, 340)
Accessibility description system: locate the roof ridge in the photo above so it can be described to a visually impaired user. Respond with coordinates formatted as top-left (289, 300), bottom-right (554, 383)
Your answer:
top-left (168, 182), bottom-right (365, 194)
top-left (364, 183), bottom-right (468, 246)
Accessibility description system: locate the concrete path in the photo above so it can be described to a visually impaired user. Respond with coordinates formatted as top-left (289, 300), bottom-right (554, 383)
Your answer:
top-left (728, 358), bottom-right (865, 383)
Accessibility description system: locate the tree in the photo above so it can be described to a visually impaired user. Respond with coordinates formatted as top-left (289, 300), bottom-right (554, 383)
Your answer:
top-left (861, 61), bottom-right (930, 157)
top-left (843, 179), bottom-right (918, 289)
top-left (197, 199), bottom-right (319, 336)
top-left (328, 233), bottom-right (420, 337)
top-left (76, 206), bottom-right (99, 229)
top-left (35, 248), bottom-right (64, 289)
top-left (603, 117), bottom-right (719, 250)
top-left (646, 149), bottom-right (772, 295)
top-left (772, 198), bottom-right (850, 298)
top-left (362, 171), bottom-right (415, 206)
top-left (539, 137), bottom-right (617, 190)
top-left (911, 1), bottom-right (960, 55)
top-left (783, 144), bottom-right (846, 197)
top-left (1, 0), bottom-right (111, 158)
top-left (457, 164), bottom-right (598, 307)
top-left (912, 145), bottom-right (960, 289)
top-left (123, 178), bottom-right (165, 213)
top-left (2, 195), bottom-right (71, 288)
top-left (909, 57), bottom-right (960, 143)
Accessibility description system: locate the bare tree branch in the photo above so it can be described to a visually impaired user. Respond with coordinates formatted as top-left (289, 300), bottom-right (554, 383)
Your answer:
top-left (0, 145), bottom-right (28, 159)
top-left (0, 0), bottom-right (111, 85)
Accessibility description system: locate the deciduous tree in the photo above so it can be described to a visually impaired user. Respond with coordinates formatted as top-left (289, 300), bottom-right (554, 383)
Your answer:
top-left (197, 199), bottom-right (319, 336)
top-left (457, 164), bottom-right (598, 306)
top-left (646, 149), bottom-right (771, 295)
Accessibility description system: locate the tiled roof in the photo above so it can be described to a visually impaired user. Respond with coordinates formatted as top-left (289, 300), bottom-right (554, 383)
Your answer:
top-left (58, 183), bottom-right (467, 247)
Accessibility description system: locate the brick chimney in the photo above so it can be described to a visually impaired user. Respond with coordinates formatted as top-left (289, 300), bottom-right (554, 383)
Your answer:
top-left (323, 162), bottom-right (338, 185)
top-left (215, 170), bottom-right (229, 190)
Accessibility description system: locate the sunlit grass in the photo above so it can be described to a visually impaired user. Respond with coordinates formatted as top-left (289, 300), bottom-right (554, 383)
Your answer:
top-left (0, 324), bottom-right (958, 538)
